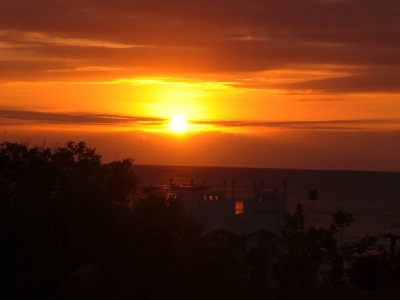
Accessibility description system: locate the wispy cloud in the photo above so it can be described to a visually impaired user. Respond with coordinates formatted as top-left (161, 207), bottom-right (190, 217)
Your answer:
top-left (281, 67), bottom-right (400, 93)
top-left (193, 118), bottom-right (400, 131)
top-left (2, 108), bottom-right (399, 131)
top-left (0, 108), bottom-right (164, 126)
top-left (0, 1), bottom-right (399, 93)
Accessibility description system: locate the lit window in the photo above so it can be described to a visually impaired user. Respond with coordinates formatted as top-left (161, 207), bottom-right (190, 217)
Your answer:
top-left (235, 200), bottom-right (244, 215)
top-left (208, 195), bottom-right (213, 201)
top-left (215, 195), bottom-right (219, 201)
top-left (203, 195), bottom-right (207, 201)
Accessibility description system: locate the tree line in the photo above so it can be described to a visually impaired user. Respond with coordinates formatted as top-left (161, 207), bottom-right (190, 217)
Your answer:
top-left (1, 142), bottom-right (399, 299)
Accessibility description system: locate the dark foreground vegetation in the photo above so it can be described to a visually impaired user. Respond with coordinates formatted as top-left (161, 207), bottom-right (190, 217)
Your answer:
top-left (1, 142), bottom-right (399, 299)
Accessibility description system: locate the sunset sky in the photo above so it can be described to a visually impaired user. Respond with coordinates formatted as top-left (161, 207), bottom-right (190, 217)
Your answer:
top-left (1, 0), bottom-right (400, 171)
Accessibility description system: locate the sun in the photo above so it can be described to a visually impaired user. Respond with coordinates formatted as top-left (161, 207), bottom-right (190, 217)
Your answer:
top-left (169, 115), bottom-right (188, 133)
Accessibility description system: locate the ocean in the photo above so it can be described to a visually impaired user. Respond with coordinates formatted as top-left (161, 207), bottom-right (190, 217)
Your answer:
top-left (134, 164), bottom-right (400, 243)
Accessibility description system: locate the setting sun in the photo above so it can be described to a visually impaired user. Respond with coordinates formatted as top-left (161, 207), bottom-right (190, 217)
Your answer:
top-left (169, 115), bottom-right (189, 133)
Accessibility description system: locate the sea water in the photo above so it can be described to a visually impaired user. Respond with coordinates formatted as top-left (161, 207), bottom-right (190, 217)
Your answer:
top-left (134, 164), bottom-right (400, 242)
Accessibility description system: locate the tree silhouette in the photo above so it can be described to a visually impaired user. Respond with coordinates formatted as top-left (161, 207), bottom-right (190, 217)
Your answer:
top-left (0, 142), bottom-right (138, 298)
top-left (331, 209), bottom-right (354, 235)
top-left (2, 141), bottom-right (399, 299)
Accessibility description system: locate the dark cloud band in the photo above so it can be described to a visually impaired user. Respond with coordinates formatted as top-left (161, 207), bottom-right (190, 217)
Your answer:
top-left (1, 108), bottom-right (399, 131)
top-left (0, 109), bottom-right (164, 126)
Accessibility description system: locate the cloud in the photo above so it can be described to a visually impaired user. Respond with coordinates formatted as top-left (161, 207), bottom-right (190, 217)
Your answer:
top-left (295, 97), bottom-right (345, 102)
top-left (0, 108), bottom-right (164, 126)
top-left (2, 108), bottom-right (398, 131)
top-left (0, 1), bottom-right (400, 92)
top-left (193, 118), bottom-right (400, 131)
top-left (281, 67), bottom-right (400, 93)
top-left (2, 0), bottom-right (399, 47)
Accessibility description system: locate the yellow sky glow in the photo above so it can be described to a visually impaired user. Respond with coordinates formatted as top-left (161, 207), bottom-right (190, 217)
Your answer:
top-left (1, 0), bottom-right (400, 171)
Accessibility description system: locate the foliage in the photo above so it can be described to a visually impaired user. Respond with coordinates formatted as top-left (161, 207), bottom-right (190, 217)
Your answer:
top-left (274, 204), bottom-right (338, 298)
top-left (0, 141), bottom-right (259, 298)
top-left (0, 141), bottom-right (137, 298)
top-left (1, 141), bottom-right (399, 299)
top-left (342, 235), bottom-right (400, 290)
top-left (277, 204), bottom-right (400, 298)
top-left (331, 209), bottom-right (354, 235)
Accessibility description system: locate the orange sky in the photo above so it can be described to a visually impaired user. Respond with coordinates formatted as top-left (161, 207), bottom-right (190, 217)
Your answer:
top-left (1, 0), bottom-right (400, 171)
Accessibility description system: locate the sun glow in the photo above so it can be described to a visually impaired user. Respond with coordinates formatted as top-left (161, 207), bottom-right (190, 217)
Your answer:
top-left (169, 115), bottom-right (189, 133)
